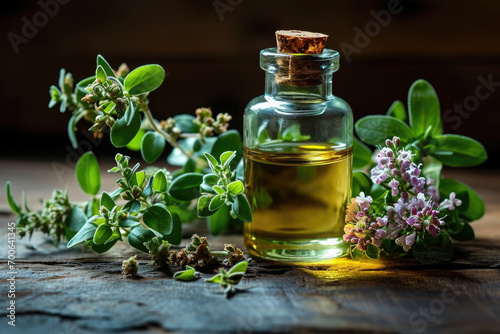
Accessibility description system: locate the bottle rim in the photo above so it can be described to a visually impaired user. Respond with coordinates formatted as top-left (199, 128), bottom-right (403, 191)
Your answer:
top-left (260, 47), bottom-right (340, 74)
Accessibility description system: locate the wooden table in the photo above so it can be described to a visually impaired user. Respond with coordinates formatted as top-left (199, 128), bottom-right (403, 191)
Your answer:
top-left (1, 160), bottom-right (499, 334)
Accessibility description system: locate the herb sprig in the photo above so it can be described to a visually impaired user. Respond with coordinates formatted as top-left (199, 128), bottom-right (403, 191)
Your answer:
top-left (6, 55), bottom-right (252, 261)
top-left (346, 80), bottom-right (487, 264)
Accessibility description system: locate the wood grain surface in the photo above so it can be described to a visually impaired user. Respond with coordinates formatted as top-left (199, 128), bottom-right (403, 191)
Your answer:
top-left (0, 160), bottom-right (499, 334)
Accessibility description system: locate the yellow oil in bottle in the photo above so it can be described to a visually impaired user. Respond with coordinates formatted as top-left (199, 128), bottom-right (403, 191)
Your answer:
top-left (243, 143), bottom-right (352, 261)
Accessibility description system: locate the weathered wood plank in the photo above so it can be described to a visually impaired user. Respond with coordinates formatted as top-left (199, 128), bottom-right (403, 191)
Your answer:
top-left (0, 161), bottom-right (499, 333)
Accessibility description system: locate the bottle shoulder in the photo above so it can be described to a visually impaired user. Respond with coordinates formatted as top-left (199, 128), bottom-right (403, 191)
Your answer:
top-left (245, 94), bottom-right (352, 116)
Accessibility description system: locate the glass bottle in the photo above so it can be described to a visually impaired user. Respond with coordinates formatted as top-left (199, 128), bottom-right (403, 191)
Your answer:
top-left (243, 47), bottom-right (353, 262)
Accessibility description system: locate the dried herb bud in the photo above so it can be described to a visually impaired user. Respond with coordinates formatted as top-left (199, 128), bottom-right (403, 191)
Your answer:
top-left (100, 206), bottom-right (109, 215)
top-left (121, 191), bottom-right (134, 201)
top-left (117, 179), bottom-right (127, 189)
top-left (82, 93), bottom-right (98, 104)
top-left (132, 185), bottom-right (142, 198)
top-left (106, 116), bottom-right (115, 127)
top-left (191, 234), bottom-right (202, 246)
top-left (122, 255), bottom-right (139, 276)
top-left (115, 63), bottom-right (129, 78)
top-left (107, 84), bottom-right (121, 98)
top-left (203, 127), bottom-right (214, 137)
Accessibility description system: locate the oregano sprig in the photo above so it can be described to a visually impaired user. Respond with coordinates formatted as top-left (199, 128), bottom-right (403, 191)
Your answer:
top-left (206, 260), bottom-right (249, 298)
top-left (347, 80), bottom-right (487, 264)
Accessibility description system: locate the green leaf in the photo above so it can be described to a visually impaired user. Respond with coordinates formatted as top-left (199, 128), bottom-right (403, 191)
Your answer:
top-left (126, 129), bottom-right (146, 152)
top-left (446, 221), bottom-right (475, 241)
top-left (208, 203), bottom-right (230, 235)
top-left (220, 151), bottom-right (237, 168)
top-left (386, 100), bottom-right (407, 123)
top-left (136, 171), bottom-right (146, 188)
top-left (96, 65), bottom-right (107, 83)
top-left (141, 175), bottom-right (154, 197)
top-left (422, 156), bottom-right (442, 189)
top-left (21, 191), bottom-right (30, 212)
top-left (412, 232), bottom-right (453, 264)
top-left (204, 152), bottom-right (219, 170)
top-left (67, 218), bottom-right (100, 248)
top-left (127, 226), bottom-right (156, 253)
top-left (125, 162), bottom-right (140, 184)
top-left (59, 94), bottom-right (67, 113)
top-left (96, 55), bottom-right (117, 79)
top-left (353, 138), bottom-right (372, 170)
top-left (110, 103), bottom-right (141, 147)
top-left (153, 170), bottom-right (169, 193)
top-left (213, 185), bottom-right (225, 195)
top-left (119, 215), bottom-right (140, 228)
top-left (258, 126), bottom-right (270, 144)
top-left (76, 76), bottom-right (96, 103)
top-left (228, 260), bottom-right (248, 275)
top-left (75, 152), bottom-right (101, 196)
top-left (355, 116), bottom-right (413, 146)
top-left (48, 85), bottom-right (61, 108)
top-left (431, 134), bottom-right (487, 167)
top-left (162, 212), bottom-right (182, 245)
top-left (408, 79), bottom-right (442, 137)
top-left (232, 193), bottom-right (252, 222)
top-left (100, 192), bottom-right (115, 211)
top-left (365, 244), bottom-right (380, 260)
top-left (198, 194), bottom-right (216, 218)
top-left (350, 246), bottom-right (365, 260)
top-left (58, 68), bottom-right (66, 91)
top-left (92, 239), bottom-right (118, 254)
top-left (227, 272), bottom-right (245, 285)
top-left (206, 273), bottom-right (222, 284)
top-left (110, 188), bottom-right (124, 199)
top-left (227, 180), bottom-right (244, 196)
top-left (124, 101), bottom-right (136, 126)
top-left (106, 226), bottom-right (122, 244)
top-left (122, 200), bottom-right (141, 213)
top-left (369, 183), bottom-right (388, 213)
top-left (209, 194), bottom-right (225, 211)
top-left (5, 182), bottom-right (21, 215)
top-left (141, 131), bottom-right (166, 163)
top-left (201, 174), bottom-right (219, 194)
top-left (142, 204), bottom-right (173, 236)
top-left (67, 111), bottom-right (84, 150)
top-left (65, 205), bottom-right (88, 232)
top-left (183, 158), bottom-right (197, 174)
top-left (280, 123), bottom-right (311, 141)
top-left (85, 198), bottom-right (100, 217)
top-left (168, 173), bottom-right (204, 201)
top-left (93, 224), bottom-right (112, 245)
top-left (173, 114), bottom-right (200, 133)
top-left (439, 178), bottom-right (485, 221)
top-left (124, 64), bottom-right (165, 95)
top-left (174, 267), bottom-right (198, 281)
top-left (352, 171), bottom-right (371, 198)
top-left (211, 130), bottom-right (242, 170)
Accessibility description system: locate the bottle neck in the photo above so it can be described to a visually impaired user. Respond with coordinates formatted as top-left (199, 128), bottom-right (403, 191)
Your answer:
top-left (259, 48), bottom-right (339, 110)
top-left (265, 72), bottom-right (333, 103)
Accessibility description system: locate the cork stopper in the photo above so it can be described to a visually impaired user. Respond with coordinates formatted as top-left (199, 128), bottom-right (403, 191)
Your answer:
top-left (274, 30), bottom-right (329, 86)
top-left (275, 30), bottom-right (328, 54)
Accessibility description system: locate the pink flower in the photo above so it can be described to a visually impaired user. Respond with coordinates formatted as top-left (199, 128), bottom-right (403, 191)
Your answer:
top-left (355, 192), bottom-right (373, 212)
top-left (427, 224), bottom-right (440, 237)
top-left (438, 192), bottom-right (463, 211)
top-left (395, 232), bottom-right (416, 252)
top-left (374, 229), bottom-right (386, 239)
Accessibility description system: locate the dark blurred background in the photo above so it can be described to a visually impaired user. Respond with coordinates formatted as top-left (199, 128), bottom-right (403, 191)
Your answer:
top-left (1, 0), bottom-right (499, 167)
